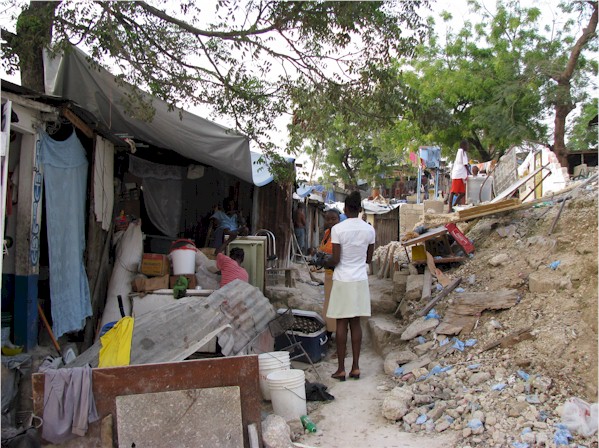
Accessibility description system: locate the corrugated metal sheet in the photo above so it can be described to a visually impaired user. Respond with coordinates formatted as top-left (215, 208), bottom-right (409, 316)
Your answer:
top-left (373, 207), bottom-right (399, 248)
top-left (254, 182), bottom-right (293, 267)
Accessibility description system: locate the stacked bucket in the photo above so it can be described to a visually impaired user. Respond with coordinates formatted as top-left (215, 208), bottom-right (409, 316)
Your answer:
top-left (258, 352), bottom-right (307, 421)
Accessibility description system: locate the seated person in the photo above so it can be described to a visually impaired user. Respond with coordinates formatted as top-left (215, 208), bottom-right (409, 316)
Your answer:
top-left (210, 198), bottom-right (249, 248)
top-left (215, 235), bottom-right (249, 288)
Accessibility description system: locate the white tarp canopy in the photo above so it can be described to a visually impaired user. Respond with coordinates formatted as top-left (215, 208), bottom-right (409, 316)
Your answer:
top-left (43, 47), bottom-right (256, 184)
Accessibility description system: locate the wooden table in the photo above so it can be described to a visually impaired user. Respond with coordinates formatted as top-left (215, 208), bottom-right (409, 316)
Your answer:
top-left (401, 226), bottom-right (462, 264)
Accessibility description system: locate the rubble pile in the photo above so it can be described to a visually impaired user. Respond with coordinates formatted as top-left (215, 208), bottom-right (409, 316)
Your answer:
top-left (380, 175), bottom-right (598, 447)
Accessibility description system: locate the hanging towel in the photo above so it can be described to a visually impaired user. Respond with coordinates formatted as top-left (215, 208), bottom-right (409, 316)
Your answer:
top-left (40, 130), bottom-right (92, 338)
top-left (98, 316), bottom-right (134, 368)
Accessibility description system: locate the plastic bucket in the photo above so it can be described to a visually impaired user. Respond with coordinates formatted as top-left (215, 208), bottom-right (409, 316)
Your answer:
top-left (258, 352), bottom-right (290, 401)
top-left (267, 369), bottom-right (307, 422)
top-left (170, 239), bottom-right (197, 275)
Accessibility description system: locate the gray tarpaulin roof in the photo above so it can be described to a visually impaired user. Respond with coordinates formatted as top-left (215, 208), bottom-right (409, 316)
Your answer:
top-left (43, 47), bottom-right (255, 184)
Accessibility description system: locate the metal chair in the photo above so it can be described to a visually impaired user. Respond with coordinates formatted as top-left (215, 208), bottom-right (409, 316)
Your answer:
top-left (268, 308), bottom-right (322, 381)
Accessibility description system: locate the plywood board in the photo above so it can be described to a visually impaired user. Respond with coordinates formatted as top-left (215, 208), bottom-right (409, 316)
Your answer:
top-left (116, 387), bottom-right (243, 448)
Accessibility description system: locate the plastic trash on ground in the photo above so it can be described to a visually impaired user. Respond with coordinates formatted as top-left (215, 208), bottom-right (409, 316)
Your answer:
top-left (416, 414), bottom-right (428, 425)
top-left (554, 424), bottom-right (573, 445)
top-left (559, 397), bottom-right (598, 437)
top-left (467, 419), bottom-right (483, 429)
top-left (549, 260), bottom-right (561, 270)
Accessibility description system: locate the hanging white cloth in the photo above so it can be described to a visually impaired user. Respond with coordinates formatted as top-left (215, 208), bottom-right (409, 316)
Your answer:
top-left (93, 136), bottom-right (114, 231)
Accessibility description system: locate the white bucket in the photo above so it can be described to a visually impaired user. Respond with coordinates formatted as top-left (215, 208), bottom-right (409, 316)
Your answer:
top-left (258, 352), bottom-right (290, 401)
top-left (170, 240), bottom-right (197, 275)
top-left (267, 369), bottom-right (307, 422)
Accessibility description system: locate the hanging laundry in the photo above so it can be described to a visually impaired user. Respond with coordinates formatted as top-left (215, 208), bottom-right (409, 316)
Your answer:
top-left (40, 130), bottom-right (92, 338)
top-left (41, 365), bottom-right (99, 444)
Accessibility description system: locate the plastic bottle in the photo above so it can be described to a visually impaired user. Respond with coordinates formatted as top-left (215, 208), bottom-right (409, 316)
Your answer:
top-left (300, 415), bottom-right (317, 433)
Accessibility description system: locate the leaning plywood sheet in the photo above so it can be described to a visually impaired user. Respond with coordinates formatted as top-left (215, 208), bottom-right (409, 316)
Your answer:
top-left (116, 387), bottom-right (243, 448)
top-left (436, 289), bottom-right (520, 335)
top-left (68, 280), bottom-right (276, 368)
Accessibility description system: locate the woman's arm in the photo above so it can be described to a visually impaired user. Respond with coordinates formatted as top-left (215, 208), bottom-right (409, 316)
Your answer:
top-left (366, 243), bottom-right (374, 264)
top-left (326, 243), bottom-right (341, 268)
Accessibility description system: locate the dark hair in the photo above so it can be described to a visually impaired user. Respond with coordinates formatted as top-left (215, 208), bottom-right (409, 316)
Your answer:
top-left (345, 191), bottom-right (362, 214)
top-left (325, 209), bottom-right (340, 217)
top-left (230, 248), bottom-right (244, 263)
top-left (460, 139), bottom-right (469, 151)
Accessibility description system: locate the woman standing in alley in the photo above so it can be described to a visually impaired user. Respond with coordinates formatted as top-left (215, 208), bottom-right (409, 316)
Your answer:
top-left (325, 191), bottom-right (375, 381)
top-left (319, 208), bottom-right (341, 340)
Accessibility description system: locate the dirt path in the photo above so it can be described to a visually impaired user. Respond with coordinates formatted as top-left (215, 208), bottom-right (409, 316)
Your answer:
top-left (294, 319), bottom-right (458, 448)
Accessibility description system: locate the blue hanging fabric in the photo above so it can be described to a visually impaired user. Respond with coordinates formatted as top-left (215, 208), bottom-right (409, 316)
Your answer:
top-left (41, 130), bottom-right (92, 338)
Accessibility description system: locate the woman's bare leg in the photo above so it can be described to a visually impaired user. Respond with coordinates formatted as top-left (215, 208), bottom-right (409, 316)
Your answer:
top-left (333, 318), bottom-right (349, 376)
top-left (349, 317), bottom-right (362, 374)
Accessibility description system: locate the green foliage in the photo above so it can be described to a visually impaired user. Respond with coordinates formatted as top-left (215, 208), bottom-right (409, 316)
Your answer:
top-left (568, 100), bottom-right (598, 151)
top-left (1, 0), bottom-right (429, 165)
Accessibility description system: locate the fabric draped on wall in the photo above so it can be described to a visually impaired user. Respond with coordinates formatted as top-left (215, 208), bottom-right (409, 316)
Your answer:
top-left (93, 136), bottom-right (114, 231)
top-left (41, 130), bottom-right (92, 338)
top-left (128, 155), bottom-right (184, 237)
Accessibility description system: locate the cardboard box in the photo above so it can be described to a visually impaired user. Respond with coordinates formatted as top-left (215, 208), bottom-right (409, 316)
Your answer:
top-left (169, 274), bottom-right (197, 290)
top-left (131, 275), bottom-right (169, 292)
top-left (140, 253), bottom-right (170, 277)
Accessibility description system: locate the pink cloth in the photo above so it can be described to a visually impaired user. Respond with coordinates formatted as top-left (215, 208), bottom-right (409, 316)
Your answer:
top-left (216, 253), bottom-right (249, 287)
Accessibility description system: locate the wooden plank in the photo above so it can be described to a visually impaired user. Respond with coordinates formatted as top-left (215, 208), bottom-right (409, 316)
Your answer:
top-left (417, 277), bottom-right (462, 317)
top-left (378, 245), bottom-right (391, 279)
top-left (457, 198), bottom-right (521, 218)
top-left (62, 107), bottom-right (94, 138)
top-left (400, 226), bottom-right (447, 247)
top-left (414, 256), bottom-right (466, 266)
top-left (426, 251), bottom-right (451, 287)
top-left (436, 289), bottom-right (520, 335)
top-left (478, 327), bottom-right (534, 353)
top-left (384, 243), bottom-right (398, 279)
top-left (32, 357), bottom-right (263, 448)
top-left (421, 267), bottom-right (432, 302)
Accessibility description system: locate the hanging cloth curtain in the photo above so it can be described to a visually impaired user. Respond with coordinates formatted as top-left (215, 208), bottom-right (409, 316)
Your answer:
top-left (128, 155), bottom-right (184, 237)
top-left (41, 130), bottom-right (92, 338)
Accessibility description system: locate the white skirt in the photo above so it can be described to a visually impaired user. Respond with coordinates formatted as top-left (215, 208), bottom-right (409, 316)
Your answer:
top-left (326, 279), bottom-right (371, 319)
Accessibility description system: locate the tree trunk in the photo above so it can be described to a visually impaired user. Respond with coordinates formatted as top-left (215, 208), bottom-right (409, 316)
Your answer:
top-left (468, 136), bottom-right (491, 162)
top-left (552, 1), bottom-right (598, 167)
top-left (15, 1), bottom-right (60, 91)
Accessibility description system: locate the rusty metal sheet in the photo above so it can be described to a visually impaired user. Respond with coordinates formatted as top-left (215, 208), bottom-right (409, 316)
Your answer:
top-left (255, 182), bottom-right (293, 266)
top-left (373, 207), bottom-right (399, 247)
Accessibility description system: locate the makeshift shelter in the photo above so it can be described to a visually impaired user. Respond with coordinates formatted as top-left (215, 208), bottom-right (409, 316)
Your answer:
top-left (1, 47), bottom-right (295, 351)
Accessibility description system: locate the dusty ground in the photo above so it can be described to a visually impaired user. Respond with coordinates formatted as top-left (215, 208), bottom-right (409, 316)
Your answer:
top-left (282, 175), bottom-right (598, 448)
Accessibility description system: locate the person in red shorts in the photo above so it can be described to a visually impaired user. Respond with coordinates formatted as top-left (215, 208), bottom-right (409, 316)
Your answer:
top-left (447, 139), bottom-right (472, 213)
top-left (215, 235), bottom-right (249, 288)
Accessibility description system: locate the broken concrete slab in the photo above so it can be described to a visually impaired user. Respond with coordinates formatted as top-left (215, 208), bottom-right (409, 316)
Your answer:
top-left (405, 274), bottom-right (425, 301)
top-left (383, 349), bottom-right (417, 375)
top-left (401, 317), bottom-right (439, 341)
top-left (382, 386), bottom-right (414, 421)
top-left (414, 341), bottom-right (435, 356)
top-left (368, 316), bottom-right (406, 357)
top-left (399, 356), bottom-right (432, 375)
top-left (116, 386), bottom-right (243, 448)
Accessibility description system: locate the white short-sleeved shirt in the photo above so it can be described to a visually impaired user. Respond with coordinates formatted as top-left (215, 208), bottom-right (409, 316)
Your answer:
top-left (451, 148), bottom-right (469, 180)
top-left (331, 218), bottom-right (376, 282)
